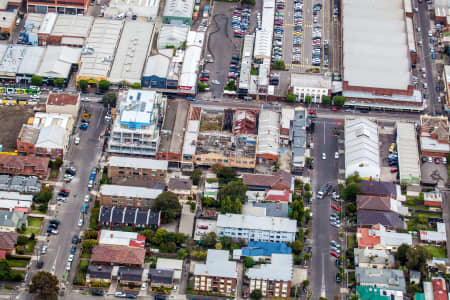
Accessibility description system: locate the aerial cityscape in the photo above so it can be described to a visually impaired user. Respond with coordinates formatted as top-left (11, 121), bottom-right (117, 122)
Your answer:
top-left (0, 0), bottom-right (447, 299)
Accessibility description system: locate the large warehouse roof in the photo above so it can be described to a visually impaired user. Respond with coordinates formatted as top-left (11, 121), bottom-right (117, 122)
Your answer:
top-left (179, 31), bottom-right (204, 89)
top-left (342, 0), bottom-right (411, 90)
top-left (396, 122), bottom-right (420, 184)
top-left (37, 46), bottom-right (81, 79)
top-left (345, 118), bottom-right (380, 180)
top-left (257, 110), bottom-right (279, 157)
top-left (51, 14), bottom-right (94, 38)
top-left (109, 21), bottom-right (153, 84)
top-left (163, 0), bottom-right (194, 19)
top-left (157, 24), bottom-right (189, 49)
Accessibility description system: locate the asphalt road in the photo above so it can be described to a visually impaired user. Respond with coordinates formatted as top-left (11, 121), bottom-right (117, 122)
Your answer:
top-left (28, 103), bottom-right (106, 287)
top-left (310, 118), bottom-right (341, 299)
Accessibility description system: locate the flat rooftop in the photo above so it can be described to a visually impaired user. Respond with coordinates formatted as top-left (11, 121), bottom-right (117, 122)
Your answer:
top-left (342, 0), bottom-right (411, 90)
top-left (158, 100), bottom-right (189, 155)
top-left (51, 14), bottom-right (93, 38)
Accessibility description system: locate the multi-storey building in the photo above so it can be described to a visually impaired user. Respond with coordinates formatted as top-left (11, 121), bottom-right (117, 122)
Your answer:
top-left (193, 250), bottom-right (237, 296)
top-left (246, 254), bottom-right (293, 298)
top-left (216, 214), bottom-right (297, 243)
top-left (108, 90), bottom-right (166, 157)
top-left (98, 184), bottom-right (163, 208)
top-left (107, 156), bottom-right (168, 182)
top-left (27, 0), bottom-right (89, 15)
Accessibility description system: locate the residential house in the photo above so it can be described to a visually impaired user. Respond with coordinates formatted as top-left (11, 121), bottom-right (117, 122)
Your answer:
top-left (242, 202), bottom-right (289, 218)
top-left (0, 211), bottom-right (27, 232)
top-left (168, 178), bottom-right (194, 202)
top-left (419, 115), bottom-right (450, 157)
top-left (86, 264), bottom-right (113, 283)
top-left (107, 156), bottom-right (168, 183)
top-left (8, 176), bottom-right (41, 194)
top-left (156, 258), bottom-right (183, 281)
top-left (98, 230), bottom-right (145, 248)
top-left (0, 155), bottom-right (49, 179)
top-left (355, 267), bottom-right (406, 293)
top-left (246, 254), bottom-right (293, 298)
top-left (243, 170), bottom-right (292, 191)
top-left (217, 214), bottom-right (297, 243)
top-left (98, 184), bottom-right (164, 208)
top-left (119, 267), bottom-right (144, 286)
top-left (90, 245), bottom-right (145, 267)
top-left (356, 195), bottom-right (408, 217)
top-left (0, 191), bottom-right (33, 212)
top-left (233, 241), bottom-right (292, 261)
top-left (424, 191), bottom-right (442, 207)
top-left (0, 231), bottom-right (18, 254)
top-left (357, 210), bottom-right (404, 229)
top-left (356, 286), bottom-right (404, 300)
top-left (354, 248), bottom-right (395, 269)
top-left (46, 92), bottom-right (80, 119)
top-left (360, 181), bottom-right (397, 199)
top-left (193, 249), bottom-right (237, 296)
top-left (357, 224), bottom-right (412, 251)
top-left (432, 278), bottom-right (447, 300)
top-left (98, 206), bottom-right (161, 230)
top-left (420, 223), bottom-right (446, 245)
top-left (148, 268), bottom-right (174, 288)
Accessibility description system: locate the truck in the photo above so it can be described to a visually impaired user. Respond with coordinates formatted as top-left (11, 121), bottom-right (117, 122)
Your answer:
top-left (203, 6), bottom-right (209, 18)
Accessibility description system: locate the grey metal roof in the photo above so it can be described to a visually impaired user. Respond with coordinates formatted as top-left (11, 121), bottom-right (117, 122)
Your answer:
top-left (217, 214), bottom-right (297, 233)
top-left (17, 47), bottom-right (45, 75)
top-left (355, 267), bottom-right (406, 292)
top-left (246, 254), bottom-right (293, 281)
top-left (108, 156), bottom-right (168, 170)
top-left (100, 184), bottom-right (163, 199)
top-left (194, 249), bottom-right (237, 278)
top-left (163, 0), bottom-right (194, 19)
top-left (253, 202), bottom-right (289, 218)
top-left (291, 108), bottom-right (306, 163)
top-left (396, 122), bottom-right (420, 184)
top-left (157, 24), bottom-right (189, 49)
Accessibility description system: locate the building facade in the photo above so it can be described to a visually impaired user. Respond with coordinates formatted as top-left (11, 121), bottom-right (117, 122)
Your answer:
top-left (107, 156), bottom-right (168, 182)
top-left (27, 0), bottom-right (89, 15)
top-left (98, 185), bottom-right (163, 208)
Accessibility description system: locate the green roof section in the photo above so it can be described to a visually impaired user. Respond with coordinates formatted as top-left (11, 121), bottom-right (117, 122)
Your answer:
top-left (356, 286), bottom-right (390, 300)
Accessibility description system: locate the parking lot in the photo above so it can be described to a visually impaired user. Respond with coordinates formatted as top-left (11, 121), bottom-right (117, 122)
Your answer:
top-left (378, 126), bottom-right (399, 182)
top-left (193, 219), bottom-right (217, 241)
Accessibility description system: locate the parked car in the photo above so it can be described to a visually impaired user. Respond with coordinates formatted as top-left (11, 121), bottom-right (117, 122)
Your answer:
top-left (115, 292), bottom-right (127, 298)
top-left (70, 246), bottom-right (76, 255)
top-left (330, 251), bottom-right (340, 258)
top-left (331, 204), bottom-right (341, 211)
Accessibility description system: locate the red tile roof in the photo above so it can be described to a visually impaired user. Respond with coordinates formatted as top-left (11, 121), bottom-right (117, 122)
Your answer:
top-left (265, 189), bottom-right (290, 202)
top-left (0, 155), bottom-right (49, 172)
top-left (243, 170), bottom-right (292, 190)
top-left (0, 231), bottom-right (18, 250)
top-left (190, 107), bottom-right (201, 120)
top-left (91, 245), bottom-right (145, 266)
top-left (433, 278), bottom-right (448, 300)
top-left (357, 227), bottom-right (380, 248)
top-left (129, 235), bottom-right (146, 248)
top-left (47, 93), bottom-right (79, 106)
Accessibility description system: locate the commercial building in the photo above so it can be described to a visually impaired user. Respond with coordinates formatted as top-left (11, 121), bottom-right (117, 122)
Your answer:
top-left (0, 155), bottom-right (49, 179)
top-left (109, 21), bottom-right (154, 85)
top-left (419, 115), bottom-right (450, 157)
top-left (0, 10), bottom-right (17, 35)
top-left (290, 73), bottom-right (332, 103)
top-left (157, 100), bottom-right (189, 164)
top-left (178, 31), bottom-right (204, 91)
top-left (0, 45), bottom-right (28, 82)
top-left (253, 0), bottom-right (274, 61)
top-left (181, 107), bottom-right (200, 170)
top-left (345, 118), bottom-right (380, 180)
top-left (256, 110), bottom-right (280, 163)
top-left (16, 46), bottom-right (45, 84)
top-left (37, 46), bottom-right (81, 82)
top-left (396, 122), bottom-right (420, 184)
top-left (157, 24), bottom-right (189, 49)
top-left (46, 92), bottom-right (80, 119)
top-left (27, 0), bottom-right (89, 15)
top-left (194, 249), bottom-right (237, 296)
top-left (98, 206), bottom-right (161, 230)
top-left (291, 107), bottom-right (307, 174)
top-left (22, 14), bottom-right (45, 46)
top-left (107, 156), bottom-right (168, 182)
top-left (246, 254), bottom-right (293, 298)
top-left (217, 213), bottom-right (297, 243)
top-left (162, 0), bottom-right (194, 25)
top-left (355, 267), bottom-right (406, 293)
top-left (142, 48), bottom-right (180, 89)
top-left (108, 90), bottom-right (166, 157)
top-left (238, 34), bottom-right (255, 95)
top-left (280, 108), bottom-right (294, 142)
top-left (342, 0), bottom-right (423, 111)
top-left (104, 0), bottom-right (160, 20)
top-left (98, 184), bottom-right (164, 208)
top-left (0, 0), bottom-right (21, 11)
top-left (77, 18), bottom-right (124, 82)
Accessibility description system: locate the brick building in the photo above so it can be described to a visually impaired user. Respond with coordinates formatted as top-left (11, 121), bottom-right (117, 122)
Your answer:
top-left (46, 92), bottom-right (80, 118)
top-left (0, 155), bottom-right (49, 179)
top-left (107, 156), bottom-right (168, 183)
top-left (98, 185), bottom-right (164, 208)
top-left (27, 0), bottom-right (89, 15)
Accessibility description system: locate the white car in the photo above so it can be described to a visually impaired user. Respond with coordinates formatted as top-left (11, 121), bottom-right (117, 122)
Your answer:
top-left (65, 262), bottom-right (71, 271)
top-left (78, 218), bottom-right (83, 227)
top-left (74, 136), bottom-right (80, 145)
top-left (428, 30), bottom-right (433, 37)
top-left (322, 153), bottom-right (326, 160)
top-left (173, 284), bottom-right (178, 292)
top-left (141, 282), bottom-right (147, 291)
top-left (41, 246), bottom-right (48, 254)
top-left (68, 254), bottom-right (74, 262)
top-left (212, 80), bottom-right (220, 85)
top-left (334, 152), bottom-right (339, 159)
top-left (84, 195), bottom-right (90, 203)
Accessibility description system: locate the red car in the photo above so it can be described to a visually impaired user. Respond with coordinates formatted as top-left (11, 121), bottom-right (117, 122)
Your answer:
top-left (435, 158), bottom-right (441, 164)
top-left (390, 168), bottom-right (398, 173)
top-left (308, 109), bottom-right (317, 115)
top-left (60, 189), bottom-right (70, 194)
top-left (199, 77), bottom-right (209, 82)
top-left (331, 107), bottom-right (340, 111)
top-left (330, 251), bottom-right (340, 258)
top-left (331, 204), bottom-right (341, 211)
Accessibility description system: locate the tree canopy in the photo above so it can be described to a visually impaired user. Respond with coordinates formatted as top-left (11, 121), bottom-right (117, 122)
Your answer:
top-left (153, 192), bottom-right (181, 223)
top-left (53, 78), bottom-right (65, 87)
top-left (31, 75), bottom-right (43, 86)
top-left (98, 80), bottom-right (110, 91)
top-left (29, 271), bottom-right (59, 300)
top-left (102, 92), bottom-right (117, 108)
top-left (286, 93), bottom-right (296, 103)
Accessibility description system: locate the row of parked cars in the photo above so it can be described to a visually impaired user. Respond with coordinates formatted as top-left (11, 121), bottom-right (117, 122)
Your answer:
top-left (291, 0), bottom-right (303, 63)
top-left (227, 55), bottom-right (241, 80)
top-left (231, 8), bottom-right (251, 38)
top-left (311, 3), bottom-right (322, 67)
top-left (272, 0), bottom-right (285, 62)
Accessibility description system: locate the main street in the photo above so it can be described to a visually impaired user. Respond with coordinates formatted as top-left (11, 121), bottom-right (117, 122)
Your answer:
top-left (309, 118), bottom-right (342, 299)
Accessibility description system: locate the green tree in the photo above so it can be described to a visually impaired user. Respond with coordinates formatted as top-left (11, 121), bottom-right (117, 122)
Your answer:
top-left (304, 183), bottom-right (311, 191)
top-left (198, 81), bottom-right (210, 91)
top-left (200, 232), bottom-right (218, 248)
top-left (244, 257), bottom-right (255, 268)
top-left (224, 80), bottom-right (236, 91)
top-left (81, 239), bottom-right (98, 253)
top-left (31, 75), bottom-right (43, 86)
top-left (291, 240), bottom-right (304, 255)
top-left (242, 0), bottom-right (256, 5)
top-left (152, 228), bottom-right (168, 246)
top-left (153, 192), bottom-right (181, 223)
top-left (177, 249), bottom-right (187, 259)
top-left (218, 181), bottom-right (248, 213)
top-left (83, 229), bottom-right (98, 240)
top-left (233, 198), bottom-right (242, 214)
top-left (407, 284), bottom-right (423, 294)
top-left (79, 80), bottom-right (88, 90)
top-left (302, 280), bottom-right (310, 289)
top-left (131, 82), bottom-right (141, 89)
top-left (0, 259), bottom-right (11, 281)
top-left (342, 182), bottom-right (362, 202)
top-left (417, 214), bottom-right (428, 224)
top-left (192, 169), bottom-right (202, 185)
top-left (406, 246), bottom-right (431, 275)
top-left (322, 95), bottom-right (331, 105)
top-left (102, 92), bottom-right (117, 108)
top-left (98, 80), bottom-right (110, 91)
top-left (250, 289), bottom-right (262, 300)
top-left (305, 96), bottom-right (312, 104)
top-left (29, 271), bottom-right (59, 300)
top-left (271, 60), bottom-right (285, 70)
top-left (220, 236), bottom-right (232, 250)
top-left (167, 242), bottom-right (177, 253)
top-left (333, 96), bottom-right (345, 106)
top-left (286, 93), bottom-right (297, 103)
top-left (53, 78), bottom-right (65, 87)
top-left (213, 164), bottom-right (237, 183)
top-left (35, 187), bottom-right (52, 204)
top-left (17, 235), bottom-right (28, 245)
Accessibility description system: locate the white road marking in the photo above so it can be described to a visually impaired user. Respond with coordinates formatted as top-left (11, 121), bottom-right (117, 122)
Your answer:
top-left (321, 253), bottom-right (326, 298)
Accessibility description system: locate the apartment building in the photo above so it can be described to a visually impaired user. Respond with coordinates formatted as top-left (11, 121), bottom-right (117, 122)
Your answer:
top-left (107, 156), bottom-right (168, 182)
top-left (108, 90), bottom-right (166, 157)
top-left (98, 184), bottom-right (163, 208)
top-left (217, 214), bottom-right (297, 243)
top-left (246, 254), bottom-right (293, 298)
top-left (193, 250), bottom-right (237, 296)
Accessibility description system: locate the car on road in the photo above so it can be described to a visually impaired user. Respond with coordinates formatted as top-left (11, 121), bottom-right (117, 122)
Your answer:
top-left (334, 152), bottom-right (339, 159)
top-left (65, 262), bottom-right (71, 271)
top-left (330, 240), bottom-right (340, 248)
top-left (390, 168), bottom-right (398, 173)
top-left (331, 107), bottom-right (340, 111)
top-left (428, 156), bottom-right (433, 163)
top-left (428, 30), bottom-right (433, 37)
top-left (330, 251), bottom-right (340, 258)
top-left (336, 273), bottom-right (341, 283)
top-left (84, 195), bottom-right (90, 203)
top-left (443, 157), bottom-right (447, 164)
top-left (78, 218), bottom-right (83, 227)
top-left (72, 235), bottom-right (79, 244)
top-left (74, 136), bottom-right (80, 145)
top-left (141, 282), bottom-right (147, 291)
top-left (37, 261), bottom-right (44, 269)
top-left (308, 109), bottom-right (317, 115)
top-left (59, 190), bottom-right (70, 197)
top-left (435, 158), bottom-right (440, 164)
top-left (68, 254), bottom-right (74, 262)
top-left (41, 246), bottom-right (48, 254)
top-left (331, 204), bottom-right (341, 211)
top-left (173, 285), bottom-right (178, 292)
top-left (47, 228), bottom-right (58, 234)
top-left (330, 246), bottom-right (341, 254)
top-left (126, 294), bottom-right (137, 299)
top-left (322, 153), bottom-right (326, 160)
top-left (91, 289), bottom-right (104, 296)
top-left (80, 123), bottom-right (88, 130)
top-left (330, 221), bottom-right (340, 228)
top-left (335, 259), bottom-right (341, 267)
top-left (115, 292), bottom-right (127, 298)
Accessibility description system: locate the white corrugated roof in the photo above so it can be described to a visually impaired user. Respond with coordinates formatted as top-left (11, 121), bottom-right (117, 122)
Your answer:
top-left (246, 254), bottom-right (293, 281)
top-left (280, 108), bottom-right (294, 130)
top-left (256, 110), bottom-right (280, 156)
top-left (105, 0), bottom-right (160, 18)
top-left (343, 0), bottom-right (411, 90)
top-left (163, 0), bottom-right (194, 19)
top-left (38, 46), bottom-right (81, 79)
top-left (143, 51), bottom-right (172, 78)
top-left (100, 184), bottom-right (163, 199)
top-left (36, 126), bottom-right (66, 149)
top-left (217, 213), bottom-right (297, 233)
top-left (99, 229), bottom-right (139, 246)
top-left (239, 34), bottom-right (254, 89)
top-left (396, 122), bottom-right (420, 184)
top-left (157, 24), bottom-right (189, 49)
top-left (108, 156), bottom-right (168, 170)
top-left (179, 31), bottom-right (204, 89)
top-left (194, 249), bottom-right (237, 278)
top-left (39, 13), bottom-right (57, 34)
top-left (17, 47), bottom-right (45, 75)
top-left (51, 14), bottom-right (93, 38)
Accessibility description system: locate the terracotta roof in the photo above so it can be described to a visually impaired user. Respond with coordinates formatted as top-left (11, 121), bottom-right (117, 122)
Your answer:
top-left (0, 231), bottom-right (18, 250)
top-left (357, 227), bottom-right (381, 248)
top-left (356, 195), bottom-right (391, 211)
top-left (0, 155), bottom-right (49, 171)
top-left (47, 93), bottom-right (79, 106)
top-left (190, 107), bottom-right (201, 120)
top-left (91, 245), bottom-right (145, 266)
top-left (202, 209), bottom-right (217, 217)
top-left (433, 278), bottom-right (448, 300)
top-left (243, 170), bottom-right (291, 190)
top-left (265, 189), bottom-right (290, 202)
top-left (168, 178), bottom-right (192, 191)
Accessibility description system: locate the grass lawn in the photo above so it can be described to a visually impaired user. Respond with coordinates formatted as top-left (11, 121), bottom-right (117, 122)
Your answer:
top-left (347, 234), bottom-right (356, 249)
top-left (30, 209), bottom-right (45, 215)
top-left (50, 169), bottom-right (59, 179)
top-left (24, 227), bottom-right (40, 235)
top-left (425, 246), bottom-right (447, 258)
top-left (27, 217), bottom-right (43, 228)
top-left (80, 252), bottom-right (91, 259)
top-left (79, 260), bottom-right (89, 268)
top-left (25, 240), bottom-right (36, 254)
top-left (6, 259), bottom-right (29, 268)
